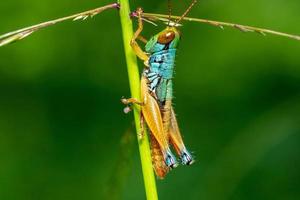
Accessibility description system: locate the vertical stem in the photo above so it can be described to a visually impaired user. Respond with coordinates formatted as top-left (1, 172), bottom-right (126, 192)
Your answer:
top-left (119, 1), bottom-right (159, 200)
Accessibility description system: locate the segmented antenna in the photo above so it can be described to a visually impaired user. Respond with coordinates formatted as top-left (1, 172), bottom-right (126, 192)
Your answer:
top-left (167, 0), bottom-right (172, 26)
top-left (176, 0), bottom-right (198, 24)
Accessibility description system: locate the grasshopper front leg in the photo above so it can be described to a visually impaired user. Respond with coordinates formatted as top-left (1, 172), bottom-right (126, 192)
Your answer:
top-left (130, 8), bottom-right (149, 62)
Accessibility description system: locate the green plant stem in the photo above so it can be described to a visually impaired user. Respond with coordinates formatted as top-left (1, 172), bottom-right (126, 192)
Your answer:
top-left (119, 1), bottom-right (158, 200)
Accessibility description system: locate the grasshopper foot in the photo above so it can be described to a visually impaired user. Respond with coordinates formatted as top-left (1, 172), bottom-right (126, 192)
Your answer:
top-left (121, 97), bottom-right (143, 114)
top-left (123, 106), bottom-right (132, 114)
top-left (121, 97), bottom-right (130, 105)
top-left (121, 97), bottom-right (144, 106)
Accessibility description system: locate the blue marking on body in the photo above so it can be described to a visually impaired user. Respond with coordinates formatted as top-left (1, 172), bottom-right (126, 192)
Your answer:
top-left (150, 77), bottom-right (160, 91)
top-left (148, 49), bottom-right (176, 79)
top-left (144, 30), bottom-right (179, 102)
top-left (144, 48), bottom-right (176, 102)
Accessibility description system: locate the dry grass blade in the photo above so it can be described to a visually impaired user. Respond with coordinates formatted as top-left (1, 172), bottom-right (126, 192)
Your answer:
top-left (142, 13), bottom-right (300, 42)
top-left (0, 30), bottom-right (34, 46)
top-left (0, 3), bottom-right (120, 47)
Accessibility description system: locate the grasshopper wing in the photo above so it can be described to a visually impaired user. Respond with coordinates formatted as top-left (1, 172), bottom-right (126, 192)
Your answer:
top-left (140, 76), bottom-right (177, 168)
top-left (169, 106), bottom-right (194, 165)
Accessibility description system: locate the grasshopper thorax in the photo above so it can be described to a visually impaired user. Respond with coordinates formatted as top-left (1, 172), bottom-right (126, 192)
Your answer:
top-left (145, 26), bottom-right (180, 53)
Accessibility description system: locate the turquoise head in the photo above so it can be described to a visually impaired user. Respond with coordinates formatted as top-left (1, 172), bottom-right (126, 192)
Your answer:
top-left (145, 26), bottom-right (180, 53)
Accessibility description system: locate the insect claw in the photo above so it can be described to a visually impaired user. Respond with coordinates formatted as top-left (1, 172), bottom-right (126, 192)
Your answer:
top-left (130, 11), bottom-right (138, 19)
top-left (113, 2), bottom-right (120, 10)
top-left (121, 98), bottom-right (129, 105)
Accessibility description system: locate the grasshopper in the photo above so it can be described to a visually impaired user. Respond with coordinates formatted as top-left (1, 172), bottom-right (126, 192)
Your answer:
top-left (1, 0), bottom-right (299, 179)
top-left (121, 0), bottom-right (198, 178)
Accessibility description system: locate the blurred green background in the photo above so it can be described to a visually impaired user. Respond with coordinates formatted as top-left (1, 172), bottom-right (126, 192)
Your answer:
top-left (0, 0), bottom-right (300, 199)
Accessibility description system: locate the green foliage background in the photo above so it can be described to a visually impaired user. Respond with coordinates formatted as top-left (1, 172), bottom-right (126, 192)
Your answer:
top-left (0, 0), bottom-right (299, 199)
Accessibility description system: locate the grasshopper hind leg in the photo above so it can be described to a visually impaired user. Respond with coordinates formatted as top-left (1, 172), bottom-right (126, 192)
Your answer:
top-left (169, 106), bottom-right (195, 165)
top-left (150, 133), bottom-right (177, 179)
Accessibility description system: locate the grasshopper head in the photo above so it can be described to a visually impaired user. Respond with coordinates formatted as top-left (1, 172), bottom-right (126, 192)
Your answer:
top-left (145, 26), bottom-right (180, 53)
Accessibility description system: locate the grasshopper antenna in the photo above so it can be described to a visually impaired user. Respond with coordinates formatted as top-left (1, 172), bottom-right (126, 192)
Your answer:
top-left (167, 0), bottom-right (172, 26)
top-left (175, 0), bottom-right (198, 24)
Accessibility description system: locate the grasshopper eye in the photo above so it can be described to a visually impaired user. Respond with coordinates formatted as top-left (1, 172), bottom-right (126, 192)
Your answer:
top-left (157, 31), bottom-right (175, 44)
